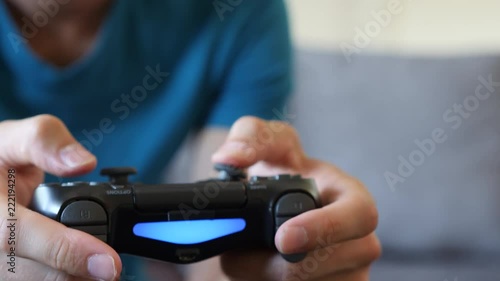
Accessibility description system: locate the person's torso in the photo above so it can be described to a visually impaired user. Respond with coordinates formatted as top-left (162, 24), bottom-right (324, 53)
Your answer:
top-left (0, 0), bottom-right (251, 183)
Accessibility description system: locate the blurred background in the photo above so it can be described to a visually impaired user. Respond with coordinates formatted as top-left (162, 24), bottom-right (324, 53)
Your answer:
top-left (283, 1), bottom-right (500, 280)
top-left (287, 0), bottom-right (500, 56)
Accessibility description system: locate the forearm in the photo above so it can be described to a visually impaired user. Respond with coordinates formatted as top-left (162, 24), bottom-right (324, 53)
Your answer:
top-left (188, 127), bottom-right (230, 181)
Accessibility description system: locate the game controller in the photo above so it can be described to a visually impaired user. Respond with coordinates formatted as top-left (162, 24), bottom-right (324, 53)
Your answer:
top-left (29, 165), bottom-right (320, 264)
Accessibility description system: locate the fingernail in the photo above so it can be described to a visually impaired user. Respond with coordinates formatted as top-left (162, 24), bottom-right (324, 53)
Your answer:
top-left (213, 141), bottom-right (255, 160)
top-left (59, 143), bottom-right (95, 168)
top-left (88, 254), bottom-right (116, 281)
top-left (279, 226), bottom-right (309, 253)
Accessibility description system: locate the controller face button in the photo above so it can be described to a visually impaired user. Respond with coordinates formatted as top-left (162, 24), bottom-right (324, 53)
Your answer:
top-left (60, 201), bottom-right (107, 226)
top-left (275, 193), bottom-right (316, 217)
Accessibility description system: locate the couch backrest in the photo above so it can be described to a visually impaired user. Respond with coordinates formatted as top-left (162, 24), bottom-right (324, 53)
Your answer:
top-left (290, 50), bottom-right (500, 258)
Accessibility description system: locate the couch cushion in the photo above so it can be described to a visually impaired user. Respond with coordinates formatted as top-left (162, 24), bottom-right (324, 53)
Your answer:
top-left (371, 258), bottom-right (500, 281)
top-left (290, 50), bottom-right (500, 258)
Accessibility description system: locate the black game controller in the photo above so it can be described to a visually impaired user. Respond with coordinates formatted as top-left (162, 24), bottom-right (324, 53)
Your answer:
top-left (29, 165), bottom-right (320, 264)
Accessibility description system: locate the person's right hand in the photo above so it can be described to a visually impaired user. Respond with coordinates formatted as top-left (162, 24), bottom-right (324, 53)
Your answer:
top-left (0, 115), bottom-right (122, 281)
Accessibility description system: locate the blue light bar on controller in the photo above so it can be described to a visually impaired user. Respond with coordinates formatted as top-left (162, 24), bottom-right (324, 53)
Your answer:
top-left (133, 218), bottom-right (246, 244)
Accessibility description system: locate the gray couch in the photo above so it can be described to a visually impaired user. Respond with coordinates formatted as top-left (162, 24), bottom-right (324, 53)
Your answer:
top-left (125, 49), bottom-right (500, 280)
top-left (290, 50), bottom-right (500, 280)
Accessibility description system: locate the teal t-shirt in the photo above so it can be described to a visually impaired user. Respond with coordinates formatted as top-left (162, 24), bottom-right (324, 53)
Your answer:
top-left (0, 0), bottom-right (292, 185)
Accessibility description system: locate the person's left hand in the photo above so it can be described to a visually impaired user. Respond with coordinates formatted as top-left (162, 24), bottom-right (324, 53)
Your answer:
top-left (212, 116), bottom-right (382, 281)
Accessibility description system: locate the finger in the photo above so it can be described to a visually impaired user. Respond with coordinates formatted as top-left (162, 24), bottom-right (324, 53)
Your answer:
top-left (182, 256), bottom-right (227, 281)
top-left (280, 234), bottom-right (381, 280)
top-left (0, 256), bottom-right (96, 281)
top-left (143, 258), bottom-right (183, 281)
top-left (212, 116), bottom-right (306, 169)
top-left (0, 166), bottom-right (44, 205)
top-left (276, 189), bottom-right (378, 254)
top-left (275, 164), bottom-right (378, 254)
top-left (0, 205), bottom-right (121, 281)
top-left (221, 235), bottom-right (380, 281)
top-left (220, 249), bottom-right (280, 281)
top-left (0, 114), bottom-right (96, 177)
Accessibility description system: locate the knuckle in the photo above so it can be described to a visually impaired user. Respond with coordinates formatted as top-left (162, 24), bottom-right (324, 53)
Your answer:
top-left (363, 202), bottom-right (379, 234)
top-left (346, 177), bottom-right (366, 192)
top-left (352, 190), bottom-right (378, 236)
top-left (353, 181), bottom-right (379, 235)
top-left (282, 124), bottom-right (302, 149)
top-left (28, 114), bottom-right (65, 140)
top-left (365, 235), bottom-right (382, 262)
top-left (323, 215), bottom-right (342, 243)
top-left (268, 120), bottom-right (297, 140)
top-left (45, 230), bottom-right (79, 272)
top-left (354, 178), bottom-right (366, 190)
top-left (229, 116), bottom-right (267, 148)
top-left (233, 116), bottom-right (267, 134)
top-left (285, 122), bottom-right (299, 139)
top-left (268, 119), bottom-right (290, 131)
top-left (21, 115), bottom-right (68, 166)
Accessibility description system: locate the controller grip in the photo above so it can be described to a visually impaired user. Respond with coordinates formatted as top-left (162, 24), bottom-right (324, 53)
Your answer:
top-left (274, 192), bottom-right (318, 263)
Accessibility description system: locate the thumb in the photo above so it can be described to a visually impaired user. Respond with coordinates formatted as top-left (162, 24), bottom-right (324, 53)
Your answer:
top-left (211, 116), bottom-right (306, 169)
top-left (0, 114), bottom-right (96, 176)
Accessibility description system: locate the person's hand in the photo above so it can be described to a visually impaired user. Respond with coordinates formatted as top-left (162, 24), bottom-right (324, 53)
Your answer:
top-left (0, 115), bottom-right (121, 281)
top-left (212, 116), bottom-right (381, 281)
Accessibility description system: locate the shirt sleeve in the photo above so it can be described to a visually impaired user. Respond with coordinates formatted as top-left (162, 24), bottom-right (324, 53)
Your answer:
top-left (206, 0), bottom-right (293, 127)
